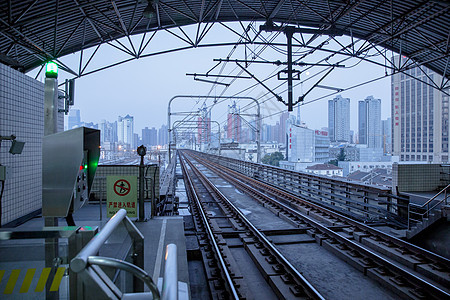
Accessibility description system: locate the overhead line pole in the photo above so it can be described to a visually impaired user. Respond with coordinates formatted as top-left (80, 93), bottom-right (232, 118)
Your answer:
top-left (259, 22), bottom-right (343, 111)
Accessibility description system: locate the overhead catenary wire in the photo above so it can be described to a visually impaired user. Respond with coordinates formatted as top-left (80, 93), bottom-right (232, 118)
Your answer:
top-left (178, 20), bottom-right (394, 139)
top-left (217, 37), bottom-right (380, 121)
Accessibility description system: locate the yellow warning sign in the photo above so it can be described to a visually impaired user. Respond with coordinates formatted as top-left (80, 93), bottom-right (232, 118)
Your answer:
top-left (107, 175), bottom-right (137, 217)
top-left (0, 267), bottom-right (66, 295)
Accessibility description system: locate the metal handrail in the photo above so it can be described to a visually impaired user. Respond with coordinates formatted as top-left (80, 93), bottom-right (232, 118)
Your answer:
top-left (70, 208), bottom-right (155, 298)
top-left (162, 244), bottom-right (178, 300)
top-left (88, 256), bottom-right (160, 299)
top-left (408, 184), bottom-right (450, 229)
top-left (71, 209), bottom-right (128, 273)
top-left (409, 183), bottom-right (450, 209)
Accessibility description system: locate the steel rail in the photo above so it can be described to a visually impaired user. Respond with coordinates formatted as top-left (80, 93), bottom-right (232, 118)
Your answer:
top-left (181, 151), bottom-right (325, 300)
top-left (179, 155), bottom-right (240, 299)
top-left (192, 151), bottom-right (450, 269)
top-left (188, 151), bottom-right (450, 299)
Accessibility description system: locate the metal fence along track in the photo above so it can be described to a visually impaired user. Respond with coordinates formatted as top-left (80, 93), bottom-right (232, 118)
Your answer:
top-left (185, 150), bottom-right (450, 300)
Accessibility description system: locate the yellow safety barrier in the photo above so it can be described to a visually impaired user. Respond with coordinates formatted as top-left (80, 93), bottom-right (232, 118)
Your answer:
top-left (0, 267), bottom-right (66, 294)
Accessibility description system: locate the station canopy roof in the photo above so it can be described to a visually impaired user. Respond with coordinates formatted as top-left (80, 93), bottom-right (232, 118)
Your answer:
top-left (0, 0), bottom-right (449, 80)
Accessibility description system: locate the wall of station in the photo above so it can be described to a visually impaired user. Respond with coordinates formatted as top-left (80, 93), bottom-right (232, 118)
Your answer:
top-left (0, 64), bottom-right (63, 226)
top-left (392, 163), bottom-right (450, 193)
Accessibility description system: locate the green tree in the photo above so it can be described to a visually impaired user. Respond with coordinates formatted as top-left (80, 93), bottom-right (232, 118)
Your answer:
top-left (337, 148), bottom-right (346, 161)
top-left (328, 159), bottom-right (338, 166)
top-left (329, 148), bottom-right (346, 166)
top-left (261, 151), bottom-right (285, 166)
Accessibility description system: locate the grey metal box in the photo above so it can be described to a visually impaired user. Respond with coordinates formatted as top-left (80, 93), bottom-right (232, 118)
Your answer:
top-left (42, 127), bottom-right (100, 217)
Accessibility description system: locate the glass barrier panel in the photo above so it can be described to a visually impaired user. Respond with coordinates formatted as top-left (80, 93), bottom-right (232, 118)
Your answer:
top-left (97, 220), bottom-right (134, 293)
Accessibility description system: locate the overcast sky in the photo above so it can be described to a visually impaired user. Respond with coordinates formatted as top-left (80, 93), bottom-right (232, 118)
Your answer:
top-left (29, 22), bottom-right (392, 135)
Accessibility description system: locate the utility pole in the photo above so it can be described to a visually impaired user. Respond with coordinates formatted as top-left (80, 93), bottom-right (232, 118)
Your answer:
top-left (260, 22), bottom-right (343, 111)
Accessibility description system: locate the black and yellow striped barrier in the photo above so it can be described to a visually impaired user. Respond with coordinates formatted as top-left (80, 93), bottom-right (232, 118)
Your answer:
top-left (0, 267), bottom-right (66, 294)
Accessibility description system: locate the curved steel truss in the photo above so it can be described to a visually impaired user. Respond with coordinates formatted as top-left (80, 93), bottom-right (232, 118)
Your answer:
top-left (0, 0), bottom-right (449, 90)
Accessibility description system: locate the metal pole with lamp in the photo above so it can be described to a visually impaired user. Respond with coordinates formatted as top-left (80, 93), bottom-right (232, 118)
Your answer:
top-left (136, 145), bottom-right (148, 221)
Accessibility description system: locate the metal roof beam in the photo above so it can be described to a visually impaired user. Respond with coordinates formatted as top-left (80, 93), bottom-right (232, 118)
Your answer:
top-left (159, 1), bottom-right (198, 23)
top-left (215, 0), bottom-right (224, 20)
top-left (53, 0), bottom-right (59, 56)
top-left (73, 0), bottom-right (104, 43)
top-left (0, 0), bottom-right (445, 79)
top-left (234, 0), bottom-right (267, 18)
top-left (361, 1), bottom-right (434, 43)
top-left (12, 0), bottom-right (39, 25)
top-left (56, 17), bottom-right (85, 57)
top-left (0, 51), bottom-right (23, 69)
top-left (127, 0), bottom-right (139, 34)
top-left (269, 0), bottom-right (286, 20)
top-left (0, 16), bottom-right (50, 60)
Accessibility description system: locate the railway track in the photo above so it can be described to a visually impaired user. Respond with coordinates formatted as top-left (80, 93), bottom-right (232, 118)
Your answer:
top-left (180, 151), bottom-right (324, 299)
top-left (182, 150), bottom-right (450, 300)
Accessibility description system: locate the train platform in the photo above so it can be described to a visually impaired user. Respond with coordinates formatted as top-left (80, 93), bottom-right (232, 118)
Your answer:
top-left (0, 202), bottom-right (190, 299)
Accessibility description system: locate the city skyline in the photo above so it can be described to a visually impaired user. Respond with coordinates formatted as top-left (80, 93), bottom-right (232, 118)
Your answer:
top-left (67, 89), bottom-right (391, 142)
top-left (65, 95), bottom-right (391, 147)
top-left (66, 95), bottom-right (390, 133)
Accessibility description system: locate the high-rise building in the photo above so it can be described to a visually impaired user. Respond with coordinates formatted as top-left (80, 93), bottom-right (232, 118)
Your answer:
top-left (150, 128), bottom-right (157, 146)
top-left (142, 127), bottom-right (151, 146)
top-left (84, 122), bottom-right (98, 129)
top-left (227, 102), bottom-right (241, 142)
top-left (249, 119), bottom-right (257, 141)
top-left (358, 96), bottom-right (382, 148)
top-left (279, 111), bottom-right (289, 144)
top-left (328, 95), bottom-right (350, 142)
top-left (382, 118), bottom-right (392, 154)
top-left (158, 124), bottom-right (168, 146)
top-left (358, 102), bottom-right (366, 144)
top-left (99, 120), bottom-right (117, 144)
top-left (287, 124), bottom-right (330, 163)
top-left (198, 104), bottom-right (211, 144)
top-left (273, 122), bottom-right (280, 143)
top-left (262, 124), bottom-right (272, 142)
top-left (133, 133), bottom-right (139, 149)
top-left (68, 109), bottom-right (81, 129)
top-left (240, 127), bottom-right (250, 143)
top-left (117, 115), bottom-right (134, 149)
top-left (392, 56), bottom-right (449, 162)
top-left (142, 127), bottom-right (157, 146)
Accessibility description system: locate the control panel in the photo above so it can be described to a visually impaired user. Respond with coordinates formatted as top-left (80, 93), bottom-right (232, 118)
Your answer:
top-left (42, 127), bottom-right (100, 218)
top-left (73, 151), bottom-right (89, 211)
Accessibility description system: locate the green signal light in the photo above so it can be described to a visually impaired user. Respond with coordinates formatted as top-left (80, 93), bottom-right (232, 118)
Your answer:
top-left (45, 61), bottom-right (58, 78)
top-left (84, 164), bottom-right (88, 169)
